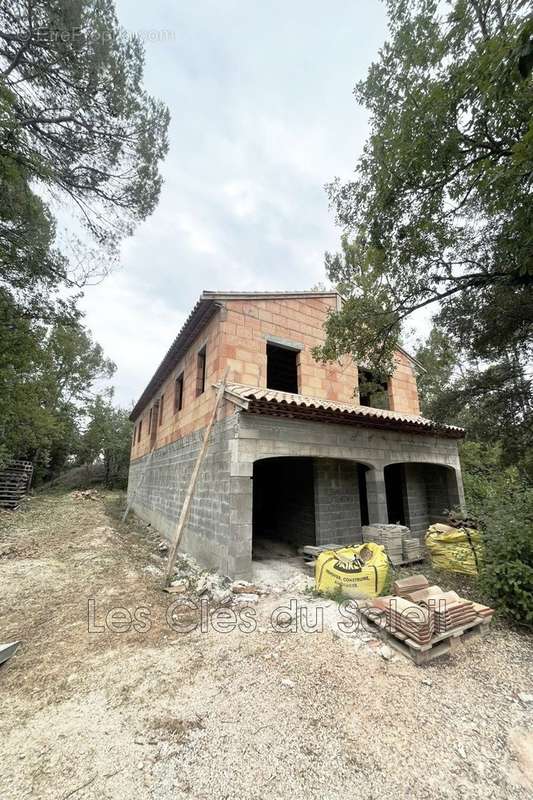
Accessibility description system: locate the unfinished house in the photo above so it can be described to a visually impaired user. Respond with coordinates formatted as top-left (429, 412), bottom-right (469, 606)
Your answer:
top-left (127, 291), bottom-right (465, 578)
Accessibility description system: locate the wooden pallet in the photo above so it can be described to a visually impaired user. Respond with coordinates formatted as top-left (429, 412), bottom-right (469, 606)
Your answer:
top-left (0, 460), bottom-right (33, 509)
top-left (361, 607), bottom-right (491, 665)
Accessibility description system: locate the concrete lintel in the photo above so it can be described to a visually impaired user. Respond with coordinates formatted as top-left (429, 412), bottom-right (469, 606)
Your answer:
top-left (263, 333), bottom-right (305, 352)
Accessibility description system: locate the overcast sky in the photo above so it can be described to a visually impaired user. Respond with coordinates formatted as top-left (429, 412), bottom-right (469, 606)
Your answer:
top-left (80, 1), bottom-right (388, 407)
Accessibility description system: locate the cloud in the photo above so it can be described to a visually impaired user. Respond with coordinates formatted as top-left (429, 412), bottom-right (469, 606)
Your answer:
top-left (80, 0), bottom-right (388, 406)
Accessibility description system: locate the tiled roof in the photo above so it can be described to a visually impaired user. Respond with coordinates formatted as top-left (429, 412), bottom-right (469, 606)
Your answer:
top-left (129, 296), bottom-right (221, 420)
top-left (222, 383), bottom-right (465, 439)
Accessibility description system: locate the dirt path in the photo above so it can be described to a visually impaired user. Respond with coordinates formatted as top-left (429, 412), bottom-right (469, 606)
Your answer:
top-left (1, 490), bottom-right (532, 799)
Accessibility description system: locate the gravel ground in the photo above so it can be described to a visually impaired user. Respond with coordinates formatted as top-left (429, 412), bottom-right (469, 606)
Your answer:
top-left (0, 489), bottom-right (532, 800)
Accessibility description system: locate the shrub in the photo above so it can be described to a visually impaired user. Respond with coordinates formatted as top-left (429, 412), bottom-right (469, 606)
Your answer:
top-left (461, 443), bottom-right (533, 627)
top-left (477, 483), bottom-right (533, 627)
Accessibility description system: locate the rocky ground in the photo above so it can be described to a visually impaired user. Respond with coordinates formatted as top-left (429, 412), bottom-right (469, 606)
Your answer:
top-left (0, 489), bottom-right (532, 800)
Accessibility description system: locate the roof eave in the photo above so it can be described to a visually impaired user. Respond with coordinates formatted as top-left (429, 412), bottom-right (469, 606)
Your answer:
top-left (129, 297), bottom-right (222, 421)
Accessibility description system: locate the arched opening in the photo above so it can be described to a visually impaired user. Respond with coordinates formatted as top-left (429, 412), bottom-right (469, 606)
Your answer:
top-left (252, 456), bottom-right (371, 563)
top-left (252, 457), bottom-right (316, 559)
top-left (384, 462), bottom-right (461, 538)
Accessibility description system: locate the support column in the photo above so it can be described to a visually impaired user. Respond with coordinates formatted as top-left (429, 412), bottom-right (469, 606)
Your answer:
top-left (227, 475), bottom-right (253, 579)
top-left (447, 466), bottom-right (465, 511)
top-left (365, 467), bottom-right (389, 524)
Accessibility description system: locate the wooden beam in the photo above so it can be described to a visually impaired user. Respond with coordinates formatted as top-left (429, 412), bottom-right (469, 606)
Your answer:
top-left (163, 368), bottom-right (230, 587)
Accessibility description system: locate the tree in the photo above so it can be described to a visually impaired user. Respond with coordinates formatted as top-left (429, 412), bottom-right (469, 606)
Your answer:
top-left (315, 0), bottom-right (532, 378)
top-left (414, 327), bottom-right (459, 419)
top-left (1, 1), bottom-right (169, 269)
top-left (0, 319), bottom-right (115, 474)
top-left (76, 392), bottom-right (133, 488)
top-left (414, 324), bottom-right (533, 475)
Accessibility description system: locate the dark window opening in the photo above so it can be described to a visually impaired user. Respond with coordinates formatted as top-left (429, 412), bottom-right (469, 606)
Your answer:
top-left (159, 394), bottom-right (164, 425)
top-left (137, 420), bottom-right (142, 442)
top-left (175, 372), bottom-right (184, 412)
top-left (358, 367), bottom-right (389, 409)
top-left (150, 401), bottom-right (159, 445)
top-left (196, 346), bottom-right (206, 396)
top-left (266, 343), bottom-right (299, 393)
top-left (148, 408), bottom-right (153, 434)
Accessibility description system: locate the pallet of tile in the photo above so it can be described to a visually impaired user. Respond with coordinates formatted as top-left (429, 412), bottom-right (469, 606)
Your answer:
top-left (360, 607), bottom-right (491, 665)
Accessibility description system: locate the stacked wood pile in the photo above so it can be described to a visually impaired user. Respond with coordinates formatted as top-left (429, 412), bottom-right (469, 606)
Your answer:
top-left (0, 460), bottom-right (33, 509)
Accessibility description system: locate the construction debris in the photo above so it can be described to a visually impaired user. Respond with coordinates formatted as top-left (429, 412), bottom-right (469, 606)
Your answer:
top-left (167, 553), bottom-right (265, 604)
top-left (71, 489), bottom-right (99, 501)
top-left (230, 580), bottom-right (266, 595)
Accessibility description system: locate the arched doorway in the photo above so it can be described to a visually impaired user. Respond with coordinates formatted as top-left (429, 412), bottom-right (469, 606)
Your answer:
top-left (252, 456), bottom-right (372, 560)
top-left (384, 462), bottom-right (461, 538)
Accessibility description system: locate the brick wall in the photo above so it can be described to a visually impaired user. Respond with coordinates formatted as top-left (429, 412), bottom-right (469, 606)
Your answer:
top-left (130, 294), bottom-right (422, 463)
top-left (130, 310), bottom-right (226, 461)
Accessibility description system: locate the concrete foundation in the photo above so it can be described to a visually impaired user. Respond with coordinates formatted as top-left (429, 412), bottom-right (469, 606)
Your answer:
top-left (127, 410), bottom-right (464, 579)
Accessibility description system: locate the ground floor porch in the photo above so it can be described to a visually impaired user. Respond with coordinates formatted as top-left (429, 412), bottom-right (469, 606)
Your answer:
top-left (127, 411), bottom-right (464, 579)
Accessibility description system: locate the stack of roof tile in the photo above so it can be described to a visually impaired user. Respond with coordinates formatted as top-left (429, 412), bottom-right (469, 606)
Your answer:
top-left (393, 574), bottom-right (429, 597)
top-left (374, 596), bottom-right (435, 644)
top-left (421, 591), bottom-right (477, 634)
top-left (473, 602), bottom-right (495, 622)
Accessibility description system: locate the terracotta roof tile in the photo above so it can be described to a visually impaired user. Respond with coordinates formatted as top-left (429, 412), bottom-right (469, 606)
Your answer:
top-left (223, 383), bottom-right (465, 438)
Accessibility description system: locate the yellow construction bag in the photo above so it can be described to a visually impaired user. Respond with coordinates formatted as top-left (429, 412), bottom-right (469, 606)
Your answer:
top-left (315, 543), bottom-right (390, 598)
top-left (425, 523), bottom-right (482, 576)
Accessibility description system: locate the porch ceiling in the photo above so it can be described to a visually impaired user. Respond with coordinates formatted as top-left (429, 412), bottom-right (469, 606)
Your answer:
top-left (222, 383), bottom-right (465, 439)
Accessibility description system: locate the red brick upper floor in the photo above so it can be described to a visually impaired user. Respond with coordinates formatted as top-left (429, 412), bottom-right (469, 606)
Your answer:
top-left (129, 291), bottom-right (423, 459)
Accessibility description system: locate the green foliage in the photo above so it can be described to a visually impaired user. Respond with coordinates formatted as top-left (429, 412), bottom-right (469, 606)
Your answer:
top-left (0, 316), bottom-right (115, 477)
top-left (76, 393), bottom-right (133, 488)
top-left (459, 441), bottom-right (533, 627)
top-left (0, 1), bottom-right (170, 258)
top-left (0, 0), bottom-right (167, 486)
top-left (478, 481), bottom-right (533, 627)
top-left (317, 0), bottom-right (532, 381)
top-left (415, 327), bottom-right (533, 477)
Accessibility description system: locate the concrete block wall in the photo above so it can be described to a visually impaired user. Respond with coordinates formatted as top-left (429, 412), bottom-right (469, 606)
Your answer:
top-left (425, 463), bottom-right (459, 521)
top-left (313, 459), bottom-right (362, 546)
top-left (128, 410), bottom-right (464, 580)
top-left (402, 463), bottom-right (430, 538)
top-left (253, 457), bottom-right (316, 547)
top-left (127, 415), bottom-right (237, 574)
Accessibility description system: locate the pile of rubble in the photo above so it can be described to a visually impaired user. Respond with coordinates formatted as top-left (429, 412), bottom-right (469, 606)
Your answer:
top-left (165, 552), bottom-right (268, 604)
top-left (71, 489), bottom-right (99, 501)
